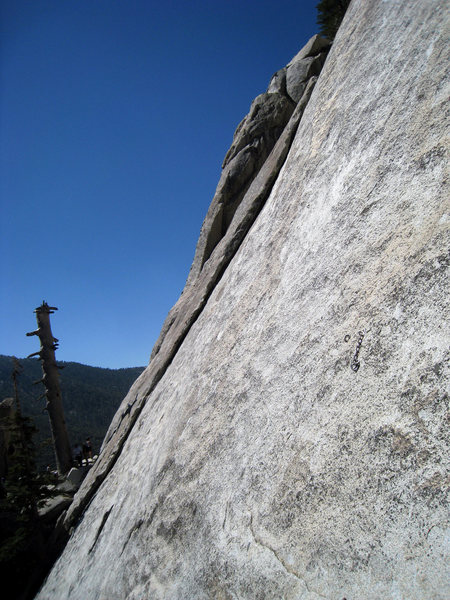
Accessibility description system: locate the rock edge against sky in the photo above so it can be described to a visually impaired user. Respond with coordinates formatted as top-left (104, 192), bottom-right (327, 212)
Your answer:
top-left (37, 0), bottom-right (449, 598)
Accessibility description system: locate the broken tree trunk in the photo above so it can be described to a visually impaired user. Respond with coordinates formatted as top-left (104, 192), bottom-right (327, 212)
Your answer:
top-left (27, 302), bottom-right (72, 475)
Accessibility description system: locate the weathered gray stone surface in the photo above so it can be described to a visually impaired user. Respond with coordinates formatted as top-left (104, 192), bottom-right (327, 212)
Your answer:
top-left (37, 0), bottom-right (449, 598)
top-left (286, 33), bottom-right (330, 65)
top-left (286, 52), bottom-right (327, 103)
top-left (65, 467), bottom-right (84, 487)
top-left (185, 91), bottom-right (295, 283)
top-left (62, 75), bottom-right (319, 533)
top-left (182, 34), bottom-right (326, 291)
top-left (39, 495), bottom-right (72, 524)
top-left (267, 67), bottom-right (287, 94)
top-left (285, 34), bottom-right (330, 103)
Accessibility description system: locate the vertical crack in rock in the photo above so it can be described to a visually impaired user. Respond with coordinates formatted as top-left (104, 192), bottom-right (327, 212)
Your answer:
top-left (88, 505), bottom-right (114, 554)
top-left (222, 496), bottom-right (233, 530)
top-left (248, 514), bottom-right (330, 600)
top-left (120, 518), bottom-right (144, 556)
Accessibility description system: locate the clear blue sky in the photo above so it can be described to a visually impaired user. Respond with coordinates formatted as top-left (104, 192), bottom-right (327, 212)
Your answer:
top-left (1, 0), bottom-right (319, 369)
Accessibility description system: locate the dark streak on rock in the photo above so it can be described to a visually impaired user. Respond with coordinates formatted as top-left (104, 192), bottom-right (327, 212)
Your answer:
top-left (88, 505), bottom-right (114, 554)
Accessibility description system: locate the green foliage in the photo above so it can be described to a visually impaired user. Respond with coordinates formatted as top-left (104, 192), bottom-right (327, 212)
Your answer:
top-left (0, 411), bottom-right (59, 600)
top-left (0, 412), bottom-right (56, 564)
top-left (0, 355), bottom-right (144, 470)
top-left (2, 414), bottom-right (54, 511)
top-left (316, 0), bottom-right (351, 40)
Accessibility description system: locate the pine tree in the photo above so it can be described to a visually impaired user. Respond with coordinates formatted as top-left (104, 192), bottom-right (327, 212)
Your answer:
top-left (0, 359), bottom-right (57, 599)
top-left (316, 0), bottom-right (351, 40)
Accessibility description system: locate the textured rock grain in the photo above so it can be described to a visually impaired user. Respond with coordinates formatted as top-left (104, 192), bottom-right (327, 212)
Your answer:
top-left (62, 74), bottom-right (319, 532)
top-left (37, 0), bottom-right (449, 598)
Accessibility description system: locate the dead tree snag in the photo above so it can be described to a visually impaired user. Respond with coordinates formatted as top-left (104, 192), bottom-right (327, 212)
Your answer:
top-left (27, 302), bottom-right (72, 474)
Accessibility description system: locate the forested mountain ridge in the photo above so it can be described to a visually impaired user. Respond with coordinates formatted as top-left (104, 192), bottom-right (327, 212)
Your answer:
top-left (0, 355), bottom-right (144, 469)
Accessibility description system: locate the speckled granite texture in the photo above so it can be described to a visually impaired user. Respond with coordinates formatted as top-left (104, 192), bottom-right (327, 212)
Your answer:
top-left (37, 1), bottom-right (449, 598)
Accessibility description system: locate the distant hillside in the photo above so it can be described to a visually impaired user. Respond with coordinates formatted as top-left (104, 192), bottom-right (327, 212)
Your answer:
top-left (0, 355), bottom-right (145, 469)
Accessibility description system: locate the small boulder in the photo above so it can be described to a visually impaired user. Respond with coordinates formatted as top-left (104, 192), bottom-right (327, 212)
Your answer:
top-left (286, 33), bottom-right (331, 65)
top-left (286, 52), bottom-right (327, 102)
top-left (66, 467), bottom-right (84, 487)
top-left (39, 494), bottom-right (72, 524)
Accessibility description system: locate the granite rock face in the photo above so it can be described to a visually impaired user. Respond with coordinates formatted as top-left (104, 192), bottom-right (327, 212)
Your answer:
top-left (37, 1), bottom-right (449, 598)
top-left (183, 36), bottom-right (328, 290)
top-left (284, 33), bottom-right (330, 103)
top-left (146, 36), bottom-right (325, 367)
